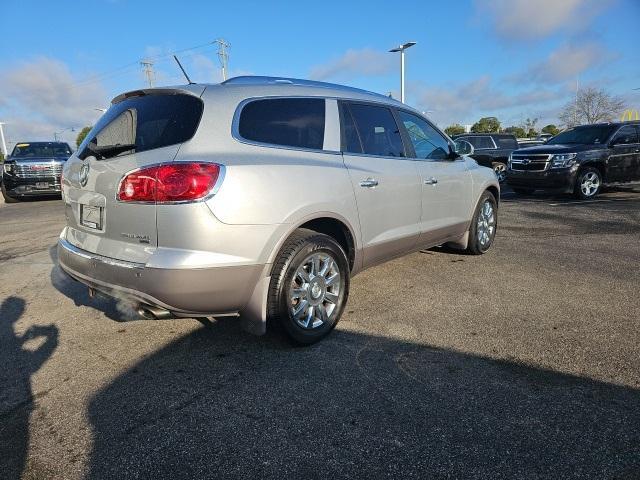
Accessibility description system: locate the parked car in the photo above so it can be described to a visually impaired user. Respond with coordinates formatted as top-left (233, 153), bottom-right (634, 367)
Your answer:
top-left (507, 122), bottom-right (640, 199)
top-left (57, 77), bottom-right (499, 344)
top-left (452, 133), bottom-right (519, 183)
top-left (2, 142), bottom-right (72, 202)
top-left (518, 139), bottom-right (545, 148)
top-left (537, 133), bottom-right (553, 142)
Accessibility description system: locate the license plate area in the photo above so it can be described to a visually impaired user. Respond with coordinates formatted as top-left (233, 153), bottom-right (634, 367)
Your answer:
top-left (35, 182), bottom-right (50, 189)
top-left (80, 204), bottom-right (103, 230)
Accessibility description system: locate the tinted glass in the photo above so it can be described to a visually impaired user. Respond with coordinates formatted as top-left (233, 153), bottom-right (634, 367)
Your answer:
top-left (239, 98), bottom-right (325, 150)
top-left (611, 125), bottom-right (639, 145)
top-left (79, 93), bottom-right (204, 159)
top-left (11, 142), bottom-right (72, 158)
top-left (345, 103), bottom-right (405, 157)
top-left (339, 103), bottom-right (362, 153)
top-left (547, 125), bottom-right (616, 145)
top-left (496, 137), bottom-right (518, 149)
top-left (398, 111), bottom-right (449, 160)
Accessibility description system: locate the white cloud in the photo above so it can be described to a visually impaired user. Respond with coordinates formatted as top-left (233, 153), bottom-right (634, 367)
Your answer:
top-left (510, 43), bottom-right (611, 85)
top-left (476, 0), bottom-right (613, 40)
top-left (309, 48), bottom-right (394, 81)
top-left (410, 76), bottom-right (568, 126)
top-left (0, 57), bottom-right (108, 147)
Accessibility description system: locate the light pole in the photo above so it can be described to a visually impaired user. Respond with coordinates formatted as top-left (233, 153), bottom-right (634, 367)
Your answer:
top-left (0, 122), bottom-right (8, 158)
top-left (389, 41), bottom-right (416, 103)
top-left (54, 127), bottom-right (76, 142)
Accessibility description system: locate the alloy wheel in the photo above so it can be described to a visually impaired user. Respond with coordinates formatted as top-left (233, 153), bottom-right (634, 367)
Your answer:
top-left (580, 171), bottom-right (600, 197)
top-left (477, 200), bottom-right (496, 247)
top-left (289, 252), bottom-right (341, 329)
top-left (494, 163), bottom-right (507, 183)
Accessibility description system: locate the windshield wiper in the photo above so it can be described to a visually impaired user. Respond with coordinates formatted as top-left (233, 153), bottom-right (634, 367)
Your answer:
top-left (85, 143), bottom-right (136, 159)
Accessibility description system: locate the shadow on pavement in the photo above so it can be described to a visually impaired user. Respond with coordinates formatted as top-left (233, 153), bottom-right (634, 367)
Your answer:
top-left (84, 318), bottom-right (640, 479)
top-left (0, 296), bottom-right (58, 479)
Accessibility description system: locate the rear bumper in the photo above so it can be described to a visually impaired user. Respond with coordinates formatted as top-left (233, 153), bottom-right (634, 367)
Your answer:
top-left (57, 237), bottom-right (265, 316)
top-left (506, 167), bottom-right (578, 193)
top-left (2, 174), bottom-right (61, 196)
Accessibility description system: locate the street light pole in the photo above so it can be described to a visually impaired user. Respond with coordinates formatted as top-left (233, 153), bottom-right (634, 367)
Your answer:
top-left (389, 42), bottom-right (416, 103)
top-left (0, 123), bottom-right (8, 158)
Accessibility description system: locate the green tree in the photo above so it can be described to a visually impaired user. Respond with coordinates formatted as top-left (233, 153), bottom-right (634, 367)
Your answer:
top-left (76, 126), bottom-right (92, 147)
top-left (503, 126), bottom-right (526, 138)
top-left (541, 124), bottom-right (560, 136)
top-left (471, 117), bottom-right (500, 133)
top-left (444, 124), bottom-right (465, 137)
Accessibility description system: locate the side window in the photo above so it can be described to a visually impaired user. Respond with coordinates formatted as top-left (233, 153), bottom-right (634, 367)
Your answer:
top-left (344, 103), bottom-right (405, 157)
top-left (496, 137), bottom-right (518, 149)
top-left (476, 137), bottom-right (496, 149)
top-left (238, 98), bottom-right (325, 150)
top-left (398, 110), bottom-right (450, 160)
top-left (339, 103), bottom-right (363, 153)
top-left (612, 126), bottom-right (638, 145)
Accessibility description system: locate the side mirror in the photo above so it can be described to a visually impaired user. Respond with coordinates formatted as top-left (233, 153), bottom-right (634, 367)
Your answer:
top-left (453, 139), bottom-right (474, 156)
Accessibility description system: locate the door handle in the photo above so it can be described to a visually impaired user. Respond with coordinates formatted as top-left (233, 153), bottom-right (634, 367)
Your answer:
top-left (359, 178), bottom-right (379, 188)
top-left (424, 177), bottom-right (438, 185)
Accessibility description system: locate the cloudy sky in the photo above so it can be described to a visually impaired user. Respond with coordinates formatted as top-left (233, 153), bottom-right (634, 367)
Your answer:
top-left (1, 0), bottom-right (638, 149)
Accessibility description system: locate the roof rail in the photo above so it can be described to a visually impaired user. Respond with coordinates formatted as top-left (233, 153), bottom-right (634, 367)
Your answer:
top-left (221, 75), bottom-right (391, 100)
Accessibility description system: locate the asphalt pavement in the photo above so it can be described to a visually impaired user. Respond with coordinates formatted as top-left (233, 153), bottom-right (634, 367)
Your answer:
top-left (1, 186), bottom-right (639, 479)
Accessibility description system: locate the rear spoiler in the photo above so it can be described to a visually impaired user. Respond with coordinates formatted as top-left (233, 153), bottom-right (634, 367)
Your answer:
top-left (111, 86), bottom-right (205, 105)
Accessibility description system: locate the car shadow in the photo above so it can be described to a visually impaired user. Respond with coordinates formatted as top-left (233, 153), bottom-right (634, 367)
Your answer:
top-left (83, 319), bottom-right (640, 479)
top-left (0, 296), bottom-right (58, 479)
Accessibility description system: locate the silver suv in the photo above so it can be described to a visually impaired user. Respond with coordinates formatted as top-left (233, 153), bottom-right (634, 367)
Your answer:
top-left (57, 76), bottom-right (499, 344)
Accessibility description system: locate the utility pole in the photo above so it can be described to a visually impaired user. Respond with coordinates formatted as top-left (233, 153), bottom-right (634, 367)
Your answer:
top-left (389, 42), bottom-right (416, 104)
top-left (0, 123), bottom-right (8, 158)
top-left (574, 76), bottom-right (579, 126)
top-left (215, 38), bottom-right (230, 81)
top-left (141, 60), bottom-right (155, 88)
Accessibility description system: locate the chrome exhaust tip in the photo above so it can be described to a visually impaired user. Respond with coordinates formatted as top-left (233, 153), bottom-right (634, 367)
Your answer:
top-left (137, 305), bottom-right (174, 320)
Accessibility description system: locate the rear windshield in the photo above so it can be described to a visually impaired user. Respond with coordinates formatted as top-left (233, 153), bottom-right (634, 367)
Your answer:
top-left (11, 143), bottom-right (72, 158)
top-left (79, 93), bottom-right (204, 159)
top-left (547, 125), bottom-right (616, 145)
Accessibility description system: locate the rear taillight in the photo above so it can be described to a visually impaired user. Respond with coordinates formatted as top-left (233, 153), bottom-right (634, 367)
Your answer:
top-left (117, 163), bottom-right (222, 203)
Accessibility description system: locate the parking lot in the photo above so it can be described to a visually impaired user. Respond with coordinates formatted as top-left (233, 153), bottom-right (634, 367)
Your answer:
top-left (1, 186), bottom-right (639, 479)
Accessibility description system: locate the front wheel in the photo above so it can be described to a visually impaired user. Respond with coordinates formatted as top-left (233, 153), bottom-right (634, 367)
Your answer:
top-left (492, 162), bottom-right (507, 183)
top-left (1, 184), bottom-right (19, 203)
top-left (268, 229), bottom-right (349, 345)
top-left (574, 167), bottom-right (602, 200)
top-left (467, 191), bottom-right (498, 255)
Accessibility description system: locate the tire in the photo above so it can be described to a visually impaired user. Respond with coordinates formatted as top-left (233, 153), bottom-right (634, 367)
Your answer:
top-left (467, 191), bottom-right (498, 255)
top-left (1, 183), bottom-right (19, 203)
top-left (574, 166), bottom-right (602, 200)
top-left (492, 162), bottom-right (507, 183)
top-left (267, 228), bottom-right (350, 345)
top-left (512, 187), bottom-right (534, 195)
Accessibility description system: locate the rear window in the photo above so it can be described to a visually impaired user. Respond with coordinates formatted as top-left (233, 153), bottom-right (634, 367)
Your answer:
top-left (79, 93), bottom-right (203, 159)
top-left (238, 98), bottom-right (325, 150)
top-left (496, 137), bottom-right (518, 149)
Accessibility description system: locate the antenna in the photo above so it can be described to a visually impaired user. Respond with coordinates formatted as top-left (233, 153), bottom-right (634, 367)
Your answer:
top-left (173, 55), bottom-right (193, 84)
top-left (140, 60), bottom-right (155, 88)
top-left (215, 38), bottom-right (230, 81)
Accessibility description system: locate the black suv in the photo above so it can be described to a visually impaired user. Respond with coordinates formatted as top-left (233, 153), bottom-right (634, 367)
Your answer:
top-left (1, 142), bottom-right (72, 202)
top-left (506, 122), bottom-right (640, 199)
top-left (453, 133), bottom-right (519, 183)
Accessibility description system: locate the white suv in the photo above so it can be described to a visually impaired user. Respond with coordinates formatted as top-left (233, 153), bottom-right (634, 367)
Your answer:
top-left (57, 76), bottom-right (499, 344)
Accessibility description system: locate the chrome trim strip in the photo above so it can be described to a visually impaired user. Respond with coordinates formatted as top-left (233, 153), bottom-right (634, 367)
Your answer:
top-left (59, 237), bottom-right (145, 270)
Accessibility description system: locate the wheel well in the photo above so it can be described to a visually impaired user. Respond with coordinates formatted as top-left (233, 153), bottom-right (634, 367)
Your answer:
top-left (486, 185), bottom-right (500, 204)
top-left (579, 162), bottom-right (605, 179)
top-left (298, 217), bottom-right (356, 271)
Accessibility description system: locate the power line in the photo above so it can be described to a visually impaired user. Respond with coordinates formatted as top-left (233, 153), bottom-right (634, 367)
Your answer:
top-left (140, 60), bottom-right (156, 88)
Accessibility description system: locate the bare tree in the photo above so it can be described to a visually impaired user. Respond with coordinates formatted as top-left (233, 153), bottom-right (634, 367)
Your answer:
top-left (559, 87), bottom-right (626, 127)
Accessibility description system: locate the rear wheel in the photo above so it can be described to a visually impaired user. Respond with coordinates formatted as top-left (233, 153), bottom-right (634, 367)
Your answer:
top-left (268, 229), bottom-right (349, 345)
top-left (512, 187), bottom-right (534, 195)
top-left (492, 162), bottom-right (507, 183)
top-left (467, 191), bottom-right (498, 255)
top-left (574, 167), bottom-right (602, 200)
top-left (1, 184), bottom-right (19, 203)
